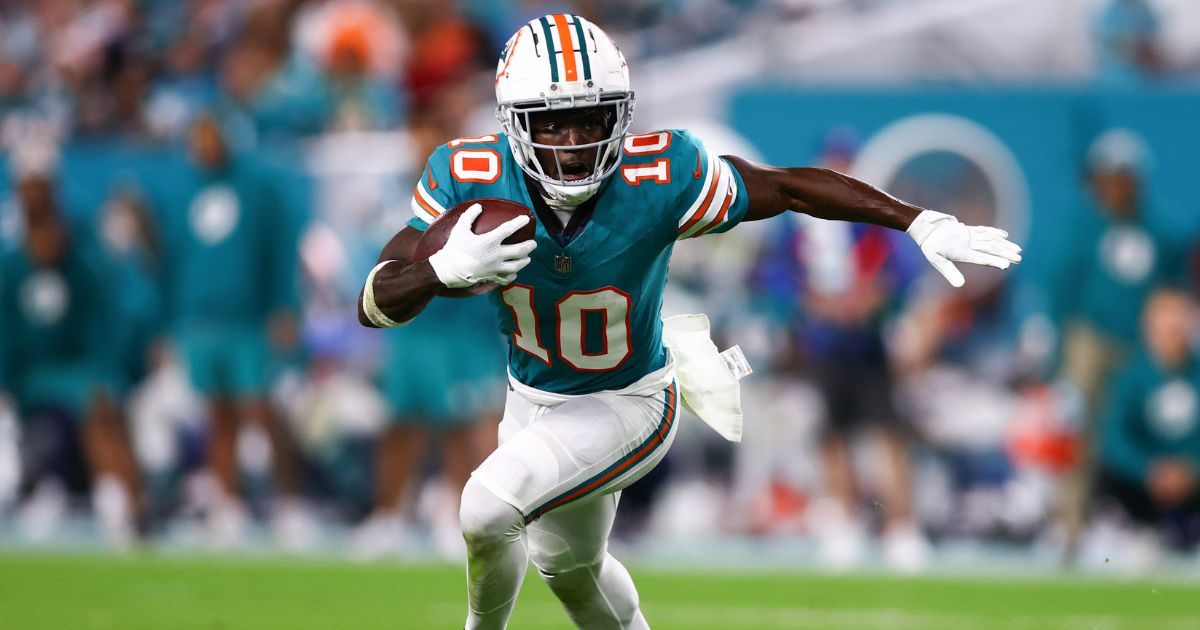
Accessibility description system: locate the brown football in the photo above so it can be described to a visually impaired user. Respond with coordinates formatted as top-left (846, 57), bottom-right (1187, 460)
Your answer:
top-left (413, 198), bottom-right (537, 298)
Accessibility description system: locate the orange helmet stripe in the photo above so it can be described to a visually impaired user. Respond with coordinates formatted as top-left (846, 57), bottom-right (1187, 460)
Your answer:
top-left (552, 14), bottom-right (579, 82)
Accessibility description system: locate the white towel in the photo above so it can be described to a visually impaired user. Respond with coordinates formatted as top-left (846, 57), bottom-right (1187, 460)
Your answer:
top-left (661, 314), bottom-right (752, 442)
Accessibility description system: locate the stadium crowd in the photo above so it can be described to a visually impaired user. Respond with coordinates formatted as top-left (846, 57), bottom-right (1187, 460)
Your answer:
top-left (0, 0), bottom-right (1198, 575)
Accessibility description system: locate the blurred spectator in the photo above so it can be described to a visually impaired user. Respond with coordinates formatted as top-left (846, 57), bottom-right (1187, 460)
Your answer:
top-left (1053, 128), bottom-right (1188, 550)
top-left (219, 1), bottom-right (320, 139)
top-left (746, 129), bottom-right (927, 571)
top-left (142, 18), bottom-right (221, 140)
top-left (1055, 129), bottom-right (1188, 408)
top-left (1083, 289), bottom-right (1200, 572)
top-left (97, 188), bottom-right (162, 391)
top-left (893, 280), bottom-right (1059, 541)
top-left (397, 1), bottom-right (485, 114)
top-left (352, 297), bottom-right (505, 561)
top-left (0, 160), bottom-right (140, 548)
top-left (293, 0), bottom-right (407, 132)
top-left (156, 115), bottom-right (309, 550)
top-left (1094, 0), bottom-right (1163, 85)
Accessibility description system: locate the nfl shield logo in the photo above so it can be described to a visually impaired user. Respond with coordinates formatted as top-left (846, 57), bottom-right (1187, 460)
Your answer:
top-left (553, 254), bottom-right (572, 273)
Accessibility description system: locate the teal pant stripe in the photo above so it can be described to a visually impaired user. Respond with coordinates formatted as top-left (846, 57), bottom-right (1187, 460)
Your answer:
top-left (523, 381), bottom-right (678, 524)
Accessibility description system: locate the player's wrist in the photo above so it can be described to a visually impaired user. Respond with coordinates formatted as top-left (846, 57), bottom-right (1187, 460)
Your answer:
top-left (362, 260), bottom-right (409, 328)
top-left (905, 209), bottom-right (956, 247)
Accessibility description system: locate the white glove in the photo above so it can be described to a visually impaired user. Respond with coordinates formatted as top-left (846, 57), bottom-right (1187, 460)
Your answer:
top-left (907, 210), bottom-right (1022, 288)
top-left (427, 203), bottom-right (536, 288)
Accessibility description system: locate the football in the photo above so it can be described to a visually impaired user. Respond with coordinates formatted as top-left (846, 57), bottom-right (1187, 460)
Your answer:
top-left (413, 198), bottom-right (537, 297)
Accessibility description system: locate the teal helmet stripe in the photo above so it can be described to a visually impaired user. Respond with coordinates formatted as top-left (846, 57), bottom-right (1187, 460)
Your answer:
top-left (571, 16), bottom-right (592, 81)
top-left (539, 16), bottom-right (560, 82)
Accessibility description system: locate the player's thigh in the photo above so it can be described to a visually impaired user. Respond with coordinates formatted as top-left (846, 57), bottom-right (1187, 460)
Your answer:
top-left (471, 381), bottom-right (678, 523)
top-left (528, 491), bottom-right (620, 574)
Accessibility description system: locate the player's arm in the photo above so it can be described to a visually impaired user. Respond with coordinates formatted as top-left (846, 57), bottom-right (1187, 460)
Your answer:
top-left (357, 205), bottom-right (535, 328)
top-left (726, 156), bottom-right (1022, 287)
top-left (356, 226), bottom-right (442, 328)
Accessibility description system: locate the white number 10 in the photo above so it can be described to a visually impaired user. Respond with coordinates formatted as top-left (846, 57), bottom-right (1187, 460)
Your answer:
top-left (500, 285), bottom-right (632, 372)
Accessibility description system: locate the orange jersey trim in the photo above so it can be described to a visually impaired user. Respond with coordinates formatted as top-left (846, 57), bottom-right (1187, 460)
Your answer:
top-left (677, 163), bottom-right (721, 235)
top-left (413, 185), bottom-right (441, 219)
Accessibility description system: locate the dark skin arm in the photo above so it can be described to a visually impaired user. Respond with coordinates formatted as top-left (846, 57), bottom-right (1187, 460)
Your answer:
top-left (725, 156), bottom-right (923, 230)
top-left (359, 153), bottom-right (926, 328)
top-left (356, 227), bottom-right (443, 328)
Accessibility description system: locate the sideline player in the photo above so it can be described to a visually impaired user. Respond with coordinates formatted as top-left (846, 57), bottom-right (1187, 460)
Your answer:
top-left (359, 14), bottom-right (1022, 629)
top-left (1, 166), bottom-right (141, 548)
top-left (161, 116), bottom-right (308, 549)
top-left (352, 295), bottom-right (504, 560)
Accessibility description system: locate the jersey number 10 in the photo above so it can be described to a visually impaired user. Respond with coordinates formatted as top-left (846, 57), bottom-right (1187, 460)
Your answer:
top-left (501, 285), bottom-right (633, 372)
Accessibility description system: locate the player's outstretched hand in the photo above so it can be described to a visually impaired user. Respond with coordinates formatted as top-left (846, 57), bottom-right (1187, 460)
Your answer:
top-left (906, 210), bottom-right (1022, 288)
top-left (428, 203), bottom-right (537, 288)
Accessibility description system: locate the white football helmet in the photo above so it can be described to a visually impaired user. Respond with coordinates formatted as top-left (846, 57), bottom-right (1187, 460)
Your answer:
top-left (495, 14), bottom-right (635, 207)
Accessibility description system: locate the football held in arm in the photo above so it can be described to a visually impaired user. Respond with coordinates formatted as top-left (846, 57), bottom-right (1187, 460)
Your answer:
top-left (358, 12), bottom-right (1020, 630)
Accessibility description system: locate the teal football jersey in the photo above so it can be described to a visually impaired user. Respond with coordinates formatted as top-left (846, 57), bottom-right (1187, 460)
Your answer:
top-left (407, 130), bottom-right (749, 395)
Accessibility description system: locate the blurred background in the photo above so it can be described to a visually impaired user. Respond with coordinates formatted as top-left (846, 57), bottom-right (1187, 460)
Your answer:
top-left (1, 0), bottom-right (1199, 582)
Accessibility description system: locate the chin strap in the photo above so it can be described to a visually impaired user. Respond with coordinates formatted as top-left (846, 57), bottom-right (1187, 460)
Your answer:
top-left (543, 194), bottom-right (580, 212)
top-left (541, 180), bottom-right (600, 210)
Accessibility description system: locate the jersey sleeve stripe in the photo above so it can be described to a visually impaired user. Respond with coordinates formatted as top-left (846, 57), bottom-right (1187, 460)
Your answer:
top-left (411, 195), bottom-right (437, 224)
top-left (691, 178), bottom-right (737, 238)
top-left (411, 181), bottom-right (444, 224)
top-left (412, 186), bottom-right (438, 218)
top-left (415, 180), bottom-right (446, 216)
top-left (676, 151), bottom-right (720, 235)
top-left (678, 156), bottom-right (733, 239)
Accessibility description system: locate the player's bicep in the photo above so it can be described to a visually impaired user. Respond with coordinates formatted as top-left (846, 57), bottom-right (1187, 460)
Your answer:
top-left (724, 156), bottom-right (797, 222)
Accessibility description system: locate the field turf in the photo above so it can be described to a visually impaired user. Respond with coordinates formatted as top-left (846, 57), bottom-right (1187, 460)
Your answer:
top-left (1, 552), bottom-right (1197, 629)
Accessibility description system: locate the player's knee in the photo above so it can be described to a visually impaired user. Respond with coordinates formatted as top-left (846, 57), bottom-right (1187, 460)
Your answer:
top-left (459, 477), bottom-right (523, 548)
top-left (529, 532), bottom-right (596, 576)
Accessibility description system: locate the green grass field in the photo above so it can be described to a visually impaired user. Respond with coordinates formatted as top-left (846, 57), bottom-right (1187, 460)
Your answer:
top-left (1, 552), bottom-right (1197, 629)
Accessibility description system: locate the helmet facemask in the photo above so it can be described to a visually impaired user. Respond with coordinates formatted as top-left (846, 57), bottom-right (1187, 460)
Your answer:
top-left (498, 90), bottom-right (635, 207)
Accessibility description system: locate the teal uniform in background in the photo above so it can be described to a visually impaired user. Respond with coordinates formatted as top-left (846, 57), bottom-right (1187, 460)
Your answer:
top-left (159, 156), bottom-right (300, 397)
top-left (1055, 199), bottom-right (1185, 342)
top-left (0, 229), bottom-right (117, 418)
top-left (407, 130), bottom-right (749, 395)
top-left (1100, 352), bottom-right (1200, 484)
top-left (106, 244), bottom-right (162, 391)
top-left (382, 296), bottom-right (506, 424)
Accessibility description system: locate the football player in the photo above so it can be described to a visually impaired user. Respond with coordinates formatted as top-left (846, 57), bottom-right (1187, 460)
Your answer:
top-left (1, 167), bottom-right (141, 548)
top-left (359, 14), bottom-right (1021, 629)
